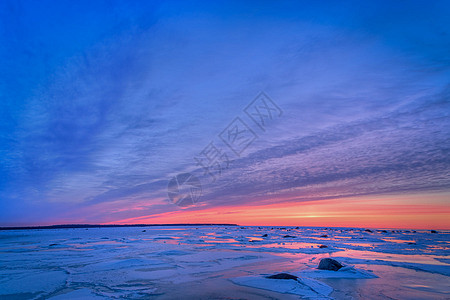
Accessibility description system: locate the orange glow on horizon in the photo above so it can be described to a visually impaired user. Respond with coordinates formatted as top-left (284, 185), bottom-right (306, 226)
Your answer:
top-left (106, 194), bottom-right (450, 230)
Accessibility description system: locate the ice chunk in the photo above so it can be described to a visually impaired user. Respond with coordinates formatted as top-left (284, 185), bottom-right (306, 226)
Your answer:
top-left (231, 275), bottom-right (333, 298)
top-left (300, 265), bottom-right (378, 279)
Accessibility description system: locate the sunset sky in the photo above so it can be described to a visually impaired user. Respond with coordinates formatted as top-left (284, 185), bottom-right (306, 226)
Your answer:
top-left (1, 0), bottom-right (449, 229)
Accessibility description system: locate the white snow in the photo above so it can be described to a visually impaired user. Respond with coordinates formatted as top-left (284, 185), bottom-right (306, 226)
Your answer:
top-left (299, 265), bottom-right (378, 279)
top-left (231, 275), bottom-right (333, 298)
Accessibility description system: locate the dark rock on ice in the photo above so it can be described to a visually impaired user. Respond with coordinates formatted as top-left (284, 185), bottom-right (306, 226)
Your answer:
top-left (283, 235), bottom-right (296, 238)
top-left (262, 234), bottom-right (268, 237)
top-left (318, 258), bottom-right (343, 271)
top-left (266, 273), bottom-right (298, 280)
top-left (319, 245), bottom-right (328, 248)
top-left (431, 230), bottom-right (438, 233)
top-left (320, 234), bottom-right (328, 238)
top-left (364, 229), bottom-right (373, 233)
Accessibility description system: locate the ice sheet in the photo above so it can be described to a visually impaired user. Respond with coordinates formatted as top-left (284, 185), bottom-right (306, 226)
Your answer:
top-left (0, 226), bottom-right (448, 299)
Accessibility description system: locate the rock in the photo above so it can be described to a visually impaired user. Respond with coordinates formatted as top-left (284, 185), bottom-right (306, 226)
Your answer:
top-left (262, 234), bottom-right (268, 237)
top-left (142, 230), bottom-right (146, 232)
top-left (318, 258), bottom-right (343, 271)
top-left (266, 273), bottom-right (298, 280)
top-left (320, 235), bottom-right (328, 238)
top-left (319, 245), bottom-right (328, 248)
top-left (283, 235), bottom-right (296, 238)
top-left (431, 230), bottom-right (438, 233)
top-left (364, 229), bottom-right (373, 233)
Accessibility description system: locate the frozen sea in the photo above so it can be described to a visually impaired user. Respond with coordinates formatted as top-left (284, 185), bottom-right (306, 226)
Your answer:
top-left (0, 226), bottom-right (449, 299)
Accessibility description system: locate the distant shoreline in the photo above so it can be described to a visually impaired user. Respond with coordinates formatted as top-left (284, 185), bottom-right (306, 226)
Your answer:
top-left (0, 224), bottom-right (446, 232)
top-left (0, 224), bottom-right (239, 231)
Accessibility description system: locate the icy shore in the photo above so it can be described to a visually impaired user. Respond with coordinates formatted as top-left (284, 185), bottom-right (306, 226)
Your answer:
top-left (0, 226), bottom-right (449, 299)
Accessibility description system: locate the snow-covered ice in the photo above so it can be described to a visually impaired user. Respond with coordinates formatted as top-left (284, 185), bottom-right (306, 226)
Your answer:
top-left (231, 275), bottom-right (333, 299)
top-left (0, 226), bottom-right (449, 299)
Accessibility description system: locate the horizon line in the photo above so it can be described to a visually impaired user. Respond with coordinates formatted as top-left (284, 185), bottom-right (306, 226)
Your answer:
top-left (0, 223), bottom-right (447, 232)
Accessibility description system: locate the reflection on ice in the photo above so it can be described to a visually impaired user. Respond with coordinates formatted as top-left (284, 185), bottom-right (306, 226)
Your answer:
top-left (242, 241), bottom-right (322, 249)
top-left (382, 238), bottom-right (416, 244)
top-left (332, 249), bottom-right (449, 265)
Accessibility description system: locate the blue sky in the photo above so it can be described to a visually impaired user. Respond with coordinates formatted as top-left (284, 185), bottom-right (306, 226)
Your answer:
top-left (1, 0), bottom-right (449, 226)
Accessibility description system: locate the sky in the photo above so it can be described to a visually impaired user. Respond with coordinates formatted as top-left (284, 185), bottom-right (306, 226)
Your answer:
top-left (1, 0), bottom-right (449, 229)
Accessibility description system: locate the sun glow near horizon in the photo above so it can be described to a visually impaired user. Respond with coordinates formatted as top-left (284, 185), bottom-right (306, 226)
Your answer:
top-left (106, 193), bottom-right (450, 230)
